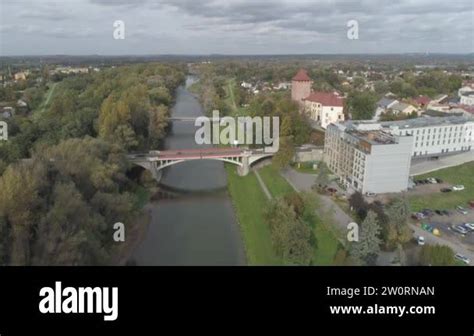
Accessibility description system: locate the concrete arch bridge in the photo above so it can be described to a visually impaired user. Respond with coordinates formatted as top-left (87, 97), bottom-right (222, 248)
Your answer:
top-left (128, 147), bottom-right (276, 182)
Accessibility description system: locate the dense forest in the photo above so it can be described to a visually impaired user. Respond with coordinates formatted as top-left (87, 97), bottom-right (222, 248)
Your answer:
top-left (0, 63), bottom-right (186, 265)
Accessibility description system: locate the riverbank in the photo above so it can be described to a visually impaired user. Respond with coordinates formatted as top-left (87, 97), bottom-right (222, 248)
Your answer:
top-left (113, 186), bottom-right (152, 265)
top-left (226, 165), bottom-right (280, 265)
top-left (226, 164), bottom-right (344, 265)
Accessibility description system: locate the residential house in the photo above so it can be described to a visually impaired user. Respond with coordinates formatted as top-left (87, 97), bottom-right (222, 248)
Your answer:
top-left (390, 102), bottom-right (418, 115)
top-left (413, 95), bottom-right (431, 108)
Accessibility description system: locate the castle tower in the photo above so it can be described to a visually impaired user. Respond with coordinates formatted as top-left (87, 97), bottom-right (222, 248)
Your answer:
top-left (291, 69), bottom-right (312, 105)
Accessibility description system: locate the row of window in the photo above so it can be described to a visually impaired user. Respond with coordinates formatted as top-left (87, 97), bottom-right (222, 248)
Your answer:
top-left (415, 137), bottom-right (470, 147)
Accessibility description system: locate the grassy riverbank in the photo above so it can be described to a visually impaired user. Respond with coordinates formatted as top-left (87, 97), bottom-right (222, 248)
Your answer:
top-left (226, 165), bottom-right (280, 265)
top-left (226, 164), bottom-right (342, 266)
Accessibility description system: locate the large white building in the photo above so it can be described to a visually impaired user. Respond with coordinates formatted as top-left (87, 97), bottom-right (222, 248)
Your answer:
top-left (460, 92), bottom-right (474, 106)
top-left (324, 115), bottom-right (474, 194)
top-left (324, 124), bottom-right (413, 194)
top-left (340, 116), bottom-right (474, 158)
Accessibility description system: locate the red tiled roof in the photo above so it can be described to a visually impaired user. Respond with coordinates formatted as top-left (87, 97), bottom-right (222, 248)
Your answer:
top-left (414, 95), bottom-right (431, 105)
top-left (292, 69), bottom-right (311, 82)
top-left (304, 92), bottom-right (344, 107)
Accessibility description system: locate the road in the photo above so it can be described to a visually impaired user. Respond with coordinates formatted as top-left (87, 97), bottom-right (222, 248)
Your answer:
top-left (410, 151), bottom-right (474, 176)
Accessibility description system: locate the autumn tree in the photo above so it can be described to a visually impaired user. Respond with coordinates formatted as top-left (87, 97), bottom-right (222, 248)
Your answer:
top-left (265, 199), bottom-right (313, 265)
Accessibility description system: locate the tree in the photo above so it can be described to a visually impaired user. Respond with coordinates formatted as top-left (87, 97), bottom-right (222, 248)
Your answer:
top-left (272, 136), bottom-right (294, 169)
top-left (346, 91), bottom-right (377, 120)
top-left (265, 199), bottom-right (313, 265)
top-left (314, 162), bottom-right (331, 189)
top-left (284, 192), bottom-right (305, 218)
top-left (350, 211), bottom-right (382, 265)
top-left (349, 191), bottom-right (368, 220)
top-left (148, 105), bottom-right (169, 147)
top-left (419, 245), bottom-right (456, 266)
top-left (384, 197), bottom-right (412, 248)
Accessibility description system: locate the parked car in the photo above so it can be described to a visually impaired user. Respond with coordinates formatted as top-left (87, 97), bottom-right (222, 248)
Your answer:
top-left (422, 223), bottom-right (434, 233)
top-left (421, 209), bottom-right (434, 217)
top-left (441, 210), bottom-right (450, 216)
top-left (435, 178), bottom-right (443, 183)
top-left (461, 223), bottom-right (474, 232)
top-left (440, 188), bottom-right (452, 193)
top-left (453, 225), bottom-right (468, 235)
top-left (426, 177), bottom-right (437, 184)
top-left (412, 212), bottom-right (425, 220)
top-left (417, 236), bottom-right (425, 246)
top-left (463, 223), bottom-right (474, 231)
top-left (365, 192), bottom-right (376, 197)
top-left (455, 254), bottom-right (470, 265)
top-left (435, 210), bottom-right (443, 216)
top-left (457, 206), bottom-right (468, 215)
top-left (452, 185), bottom-right (465, 191)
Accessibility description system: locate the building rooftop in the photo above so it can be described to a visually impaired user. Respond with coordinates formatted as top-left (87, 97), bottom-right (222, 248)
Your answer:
top-left (347, 129), bottom-right (397, 145)
top-left (340, 115), bottom-right (474, 131)
top-left (292, 69), bottom-right (312, 82)
top-left (380, 115), bottom-right (474, 129)
top-left (304, 91), bottom-right (343, 106)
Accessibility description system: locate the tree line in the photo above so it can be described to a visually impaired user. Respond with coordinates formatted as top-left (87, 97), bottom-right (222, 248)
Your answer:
top-left (0, 63), bottom-right (186, 265)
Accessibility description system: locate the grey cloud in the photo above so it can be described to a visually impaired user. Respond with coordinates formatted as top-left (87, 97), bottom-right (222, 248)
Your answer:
top-left (0, 0), bottom-right (472, 55)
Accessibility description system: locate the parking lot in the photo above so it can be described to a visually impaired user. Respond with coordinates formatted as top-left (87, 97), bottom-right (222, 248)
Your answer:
top-left (367, 173), bottom-right (474, 258)
top-left (413, 209), bottom-right (474, 246)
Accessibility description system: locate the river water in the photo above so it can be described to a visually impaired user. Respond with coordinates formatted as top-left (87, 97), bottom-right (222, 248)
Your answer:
top-left (131, 77), bottom-right (246, 266)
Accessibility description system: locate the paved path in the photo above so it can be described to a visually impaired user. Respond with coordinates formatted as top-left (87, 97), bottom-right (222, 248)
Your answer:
top-left (280, 168), bottom-right (353, 234)
top-left (254, 170), bottom-right (272, 200)
top-left (410, 151), bottom-right (474, 176)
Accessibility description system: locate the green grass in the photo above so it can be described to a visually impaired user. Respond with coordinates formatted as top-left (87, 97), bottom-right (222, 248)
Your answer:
top-left (256, 165), bottom-right (342, 265)
top-left (410, 162), bottom-right (474, 211)
top-left (37, 82), bottom-right (58, 114)
top-left (313, 219), bottom-right (341, 265)
top-left (226, 165), bottom-right (280, 265)
top-left (223, 78), bottom-right (249, 117)
top-left (259, 165), bottom-right (294, 198)
top-left (224, 78), bottom-right (238, 111)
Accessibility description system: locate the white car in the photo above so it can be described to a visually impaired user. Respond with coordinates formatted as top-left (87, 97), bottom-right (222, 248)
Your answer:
top-left (453, 225), bottom-right (468, 235)
top-left (464, 223), bottom-right (474, 231)
top-left (417, 236), bottom-right (425, 246)
top-left (455, 253), bottom-right (470, 265)
top-left (452, 185), bottom-right (465, 191)
top-left (457, 206), bottom-right (468, 215)
top-left (426, 177), bottom-right (437, 184)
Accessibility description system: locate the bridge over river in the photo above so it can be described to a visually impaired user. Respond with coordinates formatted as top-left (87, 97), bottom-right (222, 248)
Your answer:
top-left (128, 147), bottom-right (276, 182)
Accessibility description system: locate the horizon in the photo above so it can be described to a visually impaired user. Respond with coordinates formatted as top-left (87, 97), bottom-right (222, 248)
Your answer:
top-left (2, 52), bottom-right (473, 58)
top-left (1, 0), bottom-right (473, 56)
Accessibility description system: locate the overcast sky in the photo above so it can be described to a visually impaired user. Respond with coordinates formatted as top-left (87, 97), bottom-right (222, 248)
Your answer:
top-left (0, 0), bottom-right (473, 55)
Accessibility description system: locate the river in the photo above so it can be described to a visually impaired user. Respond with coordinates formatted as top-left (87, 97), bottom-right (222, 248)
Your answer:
top-left (131, 76), bottom-right (246, 266)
